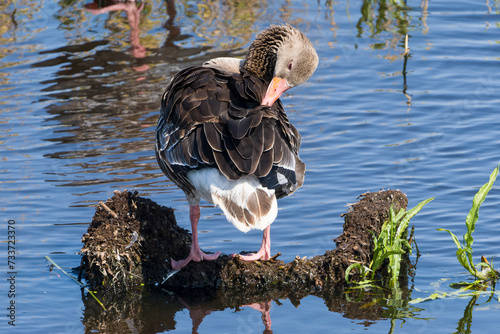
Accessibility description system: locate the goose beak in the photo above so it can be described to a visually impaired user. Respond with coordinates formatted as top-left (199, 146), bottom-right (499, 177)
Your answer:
top-left (261, 77), bottom-right (292, 107)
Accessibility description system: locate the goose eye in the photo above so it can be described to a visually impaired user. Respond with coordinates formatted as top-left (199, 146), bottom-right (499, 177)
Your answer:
top-left (287, 62), bottom-right (293, 70)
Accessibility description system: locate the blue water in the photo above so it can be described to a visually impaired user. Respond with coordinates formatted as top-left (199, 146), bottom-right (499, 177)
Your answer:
top-left (1, 0), bottom-right (500, 332)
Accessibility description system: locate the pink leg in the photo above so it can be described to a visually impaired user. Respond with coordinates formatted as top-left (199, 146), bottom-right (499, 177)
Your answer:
top-left (171, 205), bottom-right (221, 270)
top-left (234, 225), bottom-right (271, 261)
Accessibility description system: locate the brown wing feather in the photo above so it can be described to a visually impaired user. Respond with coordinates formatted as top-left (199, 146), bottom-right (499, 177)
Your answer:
top-left (155, 66), bottom-right (303, 199)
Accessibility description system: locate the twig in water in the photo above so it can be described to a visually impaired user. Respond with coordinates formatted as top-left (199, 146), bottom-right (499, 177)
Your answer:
top-left (404, 34), bottom-right (410, 56)
top-left (45, 256), bottom-right (107, 311)
top-left (402, 34), bottom-right (412, 106)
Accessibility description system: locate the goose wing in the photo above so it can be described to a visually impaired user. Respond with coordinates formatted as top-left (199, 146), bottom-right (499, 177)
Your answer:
top-left (155, 67), bottom-right (304, 198)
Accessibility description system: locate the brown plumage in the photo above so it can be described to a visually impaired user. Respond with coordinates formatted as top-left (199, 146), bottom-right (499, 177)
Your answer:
top-left (155, 24), bottom-right (318, 270)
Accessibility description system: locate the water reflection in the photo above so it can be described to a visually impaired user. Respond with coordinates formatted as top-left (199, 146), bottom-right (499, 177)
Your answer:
top-left (0, 0), bottom-right (48, 74)
top-left (80, 286), bottom-right (422, 333)
top-left (355, 0), bottom-right (429, 60)
top-left (347, 0), bottom-right (431, 113)
top-left (179, 0), bottom-right (267, 49)
top-left (76, 267), bottom-right (500, 333)
top-left (28, 0), bottom-right (275, 194)
top-left (77, 249), bottom-right (424, 333)
top-left (455, 294), bottom-right (478, 334)
top-left (84, 1), bottom-right (148, 60)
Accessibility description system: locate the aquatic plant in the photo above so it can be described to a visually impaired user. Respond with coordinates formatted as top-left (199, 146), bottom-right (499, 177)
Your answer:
top-left (345, 197), bottom-right (434, 286)
top-left (437, 165), bottom-right (499, 282)
top-left (411, 166), bottom-right (500, 305)
top-left (375, 197), bottom-right (434, 286)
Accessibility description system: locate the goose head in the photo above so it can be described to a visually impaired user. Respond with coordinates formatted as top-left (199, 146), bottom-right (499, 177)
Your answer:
top-left (243, 25), bottom-right (319, 107)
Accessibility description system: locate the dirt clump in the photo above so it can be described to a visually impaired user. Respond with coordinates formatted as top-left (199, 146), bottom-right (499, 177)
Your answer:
top-left (80, 189), bottom-right (408, 296)
top-left (80, 190), bottom-right (190, 293)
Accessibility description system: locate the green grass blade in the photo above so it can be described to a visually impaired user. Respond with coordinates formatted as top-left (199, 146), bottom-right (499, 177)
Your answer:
top-left (437, 167), bottom-right (498, 283)
top-left (46, 256), bottom-right (107, 311)
top-left (396, 198), bottom-right (434, 238)
top-left (345, 263), bottom-right (367, 283)
top-left (392, 207), bottom-right (407, 224)
top-left (371, 249), bottom-right (405, 272)
top-left (463, 166), bottom-right (498, 249)
top-left (455, 249), bottom-right (476, 277)
top-left (405, 197), bottom-right (435, 220)
top-left (437, 228), bottom-right (462, 250)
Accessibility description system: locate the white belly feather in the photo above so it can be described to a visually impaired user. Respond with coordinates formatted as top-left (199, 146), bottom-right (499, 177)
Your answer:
top-left (187, 168), bottom-right (278, 233)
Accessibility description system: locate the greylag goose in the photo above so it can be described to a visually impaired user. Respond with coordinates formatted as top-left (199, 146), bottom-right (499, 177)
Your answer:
top-left (156, 24), bottom-right (318, 270)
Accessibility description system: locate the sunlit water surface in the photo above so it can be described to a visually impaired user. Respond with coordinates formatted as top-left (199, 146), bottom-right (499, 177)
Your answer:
top-left (1, 0), bottom-right (500, 333)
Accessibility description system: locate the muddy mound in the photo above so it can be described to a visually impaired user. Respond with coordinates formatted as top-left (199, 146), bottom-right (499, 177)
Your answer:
top-left (80, 189), bottom-right (407, 296)
top-left (80, 190), bottom-right (190, 293)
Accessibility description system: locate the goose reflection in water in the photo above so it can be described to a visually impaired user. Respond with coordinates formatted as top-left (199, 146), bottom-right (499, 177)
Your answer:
top-left (178, 298), bottom-right (273, 334)
top-left (84, 0), bottom-right (148, 70)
